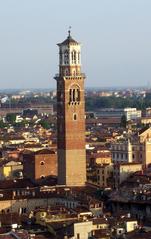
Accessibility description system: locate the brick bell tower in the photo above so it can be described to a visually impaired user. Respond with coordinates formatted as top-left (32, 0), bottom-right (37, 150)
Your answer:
top-left (55, 30), bottom-right (86, 186)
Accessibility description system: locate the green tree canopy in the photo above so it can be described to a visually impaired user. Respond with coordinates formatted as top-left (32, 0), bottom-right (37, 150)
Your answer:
top-left (6, 113), bottom-right (16, 123)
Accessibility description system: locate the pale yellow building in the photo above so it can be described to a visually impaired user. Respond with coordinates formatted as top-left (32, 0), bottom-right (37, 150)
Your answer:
top-left (96, 164), bottom-right (113, 188)
top-left (73, 218), bottom-right (109, 239)
top-left (111, 127), bottom-right (151, 167)
top-left (114, 162), bottom-right (142, 188)
top-left (95, 150), bottom-right (112, 165)
top-left (0, 160), bottom-right (23, 180)
top-left (141, 117), bottom-right (151, 125)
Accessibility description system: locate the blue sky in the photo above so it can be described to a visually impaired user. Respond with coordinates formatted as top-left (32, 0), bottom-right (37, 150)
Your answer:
top-left (0, 0), bottom-right (151, 89)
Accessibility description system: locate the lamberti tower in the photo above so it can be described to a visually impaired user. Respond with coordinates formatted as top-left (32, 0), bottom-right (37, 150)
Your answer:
top-left (55, 30), bottom-right (86, 186)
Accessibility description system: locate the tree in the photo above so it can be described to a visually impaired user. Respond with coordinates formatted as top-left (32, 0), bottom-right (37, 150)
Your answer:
top-left (40, 120), bottom-right (51, 129)
top-left (6, 113), bottom-right (16, 124)
top-left (121, 115), bottom-right (127, 128)
top-left (0, 120), bottom-right (6, 128)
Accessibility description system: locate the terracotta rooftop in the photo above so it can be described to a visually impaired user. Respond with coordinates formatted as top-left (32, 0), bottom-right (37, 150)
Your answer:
top-left (0, 178), bottom-right (37, 190)
top-left (139, 126), bottom-right (150, 135)
top-left (126, 229), bottom-right (151, 239)
top-left (93, 217), bottom-right (109, 225)
top-left (0, 230), bottom-right (29, 239)
top-left (23, 148), bottom-right (56, 155)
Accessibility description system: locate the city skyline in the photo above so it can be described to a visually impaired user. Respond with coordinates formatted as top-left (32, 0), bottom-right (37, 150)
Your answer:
top-left (0, 0), bottom-right (151, 89)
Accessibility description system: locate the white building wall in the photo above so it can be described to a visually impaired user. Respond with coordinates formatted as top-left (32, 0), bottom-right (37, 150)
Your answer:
top-left (124, 108), bottom-right (142, 121)
top-left (74, 221), bottom-right (92, 239)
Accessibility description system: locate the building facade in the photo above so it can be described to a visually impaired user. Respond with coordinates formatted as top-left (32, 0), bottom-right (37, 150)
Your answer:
top-left (111, 140), bottom-right (133, 163)
top-left (96, 164), bottom-right (113, 188)
top-left (113, 162), bottom-right (142, 188)
top-left (111, 127), bottom-right (151, 167)
top-left (96, 107), bottom-right (141, 121)
top-left (23, 149), bottom-right (57, 181)
top-left (123, 108), bottom-right (141, 121)
top-left (55, 31), bottom-right (86, 186)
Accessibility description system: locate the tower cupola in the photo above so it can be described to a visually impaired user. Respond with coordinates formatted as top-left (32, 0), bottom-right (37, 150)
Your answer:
top-left (57, 30), bottom-right (81, 77)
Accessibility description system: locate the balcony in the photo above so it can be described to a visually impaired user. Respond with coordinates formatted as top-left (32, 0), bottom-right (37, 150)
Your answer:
top-left (54, 73), bottom-right (86, 80)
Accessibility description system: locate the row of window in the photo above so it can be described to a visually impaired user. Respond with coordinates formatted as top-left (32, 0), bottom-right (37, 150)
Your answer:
top-left (112, 152), bottom-right (128, 159)
top-left (63, 69), bottom-right (80, 76)
top-left (112, 146), bottom-right (143, 151)
top-left (112, 146), bottom-right (128, 151)
top-left (97, 169), bottom-right (110, 175)
top-left (112, 152), bottom-right (142, 159)
top-left (15, 190), bottom-right (35, 197)
top-left (97, 175), bottom-right (105, 181)
top-left (1, 208), bottom-right (26, 215)
top-left (69, 88), bottom-right (80, 102)
top-left (61, 51), bottom-right (80, 65)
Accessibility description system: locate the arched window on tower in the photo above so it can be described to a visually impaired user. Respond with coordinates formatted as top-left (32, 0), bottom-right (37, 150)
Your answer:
top-left (71, 51), bottom-right (74, 64)
top-left (64, 68), bottom-right (69, 76)
top-left (74, 51), bottom-right (76, 64)
top-left (73, 89), bottom-right (76, 102)
top-left (73, 113), bottom-right (77, 121)
top-left (69, 85), bottom-right (80, 104)
top-left (69, 89), bottom-right (72, 102)
top-left (78, 52), bottom-right (80, 64)
top-left (71, 51), bottom-right (76, 64)
top-left (76, 89), bottom-right (80, 102)
top-left (64, 50), bottom-right (69, 64)
top-left (59, 51), bottom-right (63, 65)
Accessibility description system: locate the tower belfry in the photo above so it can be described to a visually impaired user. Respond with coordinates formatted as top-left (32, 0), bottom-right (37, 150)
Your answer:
top-left (55, 31), bottom-right (86, 186)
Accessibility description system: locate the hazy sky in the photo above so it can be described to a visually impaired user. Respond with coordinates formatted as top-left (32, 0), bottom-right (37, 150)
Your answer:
top-left (0, 0), bottom-right (151, 89)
